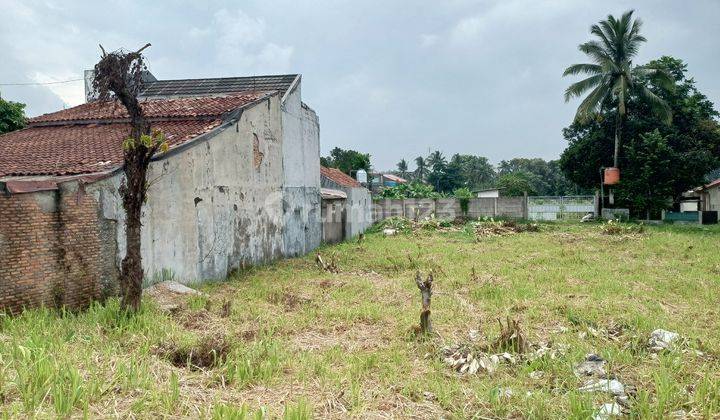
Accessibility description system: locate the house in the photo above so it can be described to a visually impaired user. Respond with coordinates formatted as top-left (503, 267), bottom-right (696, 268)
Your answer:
top-left (320, 166), bottom-right (372, 239)
top-left (0, 73), bottom-right (321, 313)
top-left (474, 188), bottom-right (502, 198)
top-left (697, 178), bottom-right (720, 212)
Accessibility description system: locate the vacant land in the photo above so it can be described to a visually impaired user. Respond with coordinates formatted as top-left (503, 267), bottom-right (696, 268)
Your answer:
top-left (1, 221), bottom-right (719, 418)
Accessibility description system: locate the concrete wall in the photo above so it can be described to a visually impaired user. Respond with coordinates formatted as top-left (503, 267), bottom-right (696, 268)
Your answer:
top-left (90, 94), bottom-right (286, 283)
top-left (0, 182), bottom-right (111, 313)
top-left (372, 197), bottom-right (528, 222)
top-left (320, 177), bottom-right (372, 238)
top-left (702, 186), bottom-right (720, 211)
top-left (280, 80), bottom-right (322, 256)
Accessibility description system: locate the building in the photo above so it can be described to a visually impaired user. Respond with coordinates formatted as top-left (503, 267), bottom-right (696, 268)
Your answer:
top-left (697, 179), bottom-right (720, 212)
top-left (0, 74), bottom-right (321, 313)
top-left (474, 188), bottom-right (502, 198)
top-left (320, 166), bottom-right (372, 239)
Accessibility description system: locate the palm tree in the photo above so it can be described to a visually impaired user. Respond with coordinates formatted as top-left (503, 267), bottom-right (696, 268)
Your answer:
top-left (396, 159), bottom-right (409, 179)
top-left (427, 151), bottom-right (446, 170)
top-left (563, 10), bottom-right (671, 168)
top-left (414, 156), bottom-right (428, 181)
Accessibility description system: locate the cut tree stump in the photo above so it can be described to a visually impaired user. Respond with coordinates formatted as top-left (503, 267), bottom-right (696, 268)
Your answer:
top-left (415, 271), bottom-right (434, 334)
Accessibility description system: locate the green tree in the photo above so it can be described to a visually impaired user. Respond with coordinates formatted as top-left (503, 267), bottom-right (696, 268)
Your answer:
top-left (563, 10), bottom-right (671, 168)
top-left (496, 171), bottom-right (536, 196)
top-left (452, 154), bottom-right (496, 190)
top-left (617, 130), bottom-right (674, 218)
top-left (321, 147), bottom-right (371, 175)
top-left (396, 159), bottom-right (408, 179)
top-left (0, 95), bottom-right (26, 134)
top-left (414, 156), bottom-right (428, 181)
top-left (560, 56), bottom-right (720, 215)
top-left (498, 158), bottom-right (581, 195)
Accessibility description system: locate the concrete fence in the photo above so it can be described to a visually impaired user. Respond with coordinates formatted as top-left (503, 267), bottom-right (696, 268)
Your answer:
top-left (372, 197), bottom-right (527, 222)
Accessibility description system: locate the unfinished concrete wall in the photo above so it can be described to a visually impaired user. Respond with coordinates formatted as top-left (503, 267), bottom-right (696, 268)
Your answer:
top-left (90, 95), bottom-right (285, 284)
top-left (280, 80), bottom-right (322, 256)
top-left (0, 182), bottom-right (110, 313)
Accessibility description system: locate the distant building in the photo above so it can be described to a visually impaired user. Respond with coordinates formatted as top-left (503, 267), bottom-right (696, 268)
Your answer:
top-left (320, 166), bottom-right (372, 239)
top-left (690, 178), bottom-right (720, 212)
top-left (474, 188), bottom-right (502, 198)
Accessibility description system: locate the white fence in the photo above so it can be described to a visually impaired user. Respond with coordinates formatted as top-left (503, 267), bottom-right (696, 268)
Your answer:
top-left (527, 195), bottom-right (596, 221)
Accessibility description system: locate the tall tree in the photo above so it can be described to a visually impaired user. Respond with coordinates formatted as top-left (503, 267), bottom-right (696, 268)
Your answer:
top-left (92, 44), bottom-right (168, 312)
top-left (321, 147), bottom-right (371, 175)
top-left (396, 158), bottom-right (408, 179)
top-left (452, 154), bottom-right (496, 190)
top-left (560, 56), bottom-right (720, 216)
top-left (426, 151), bottom-right (447, 191)
top-left (0, 95), bottom-right (26, 134)
top-left (414, 156), bottom-right (428, 181)
top-left (563, 10), bottom-right (672, 168)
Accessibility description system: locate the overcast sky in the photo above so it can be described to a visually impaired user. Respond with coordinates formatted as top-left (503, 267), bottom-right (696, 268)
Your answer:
top-left (2, 0), bottom-right (718, 170)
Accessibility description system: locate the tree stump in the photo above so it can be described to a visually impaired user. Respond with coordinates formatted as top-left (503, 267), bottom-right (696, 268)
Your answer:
top-left (415, 271), bottom-right (434, 334)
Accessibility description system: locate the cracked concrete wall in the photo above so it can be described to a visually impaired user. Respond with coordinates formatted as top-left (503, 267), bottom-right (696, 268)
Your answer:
top-left (90, 94), bottom-right (286, 284)
top-left (281, 81), bottom-right (322, 257)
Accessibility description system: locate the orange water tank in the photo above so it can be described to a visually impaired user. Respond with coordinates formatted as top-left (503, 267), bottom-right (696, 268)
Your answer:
top-left (604, 167), bottom-right (620, 185)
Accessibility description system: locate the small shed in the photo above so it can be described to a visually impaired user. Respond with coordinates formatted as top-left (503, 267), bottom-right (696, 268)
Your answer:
top-left (321, 188), bottom-right (347, 244)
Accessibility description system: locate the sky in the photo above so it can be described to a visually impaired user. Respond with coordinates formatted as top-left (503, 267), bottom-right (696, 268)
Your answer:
top-left (1, 0), bottom-right (719, 170)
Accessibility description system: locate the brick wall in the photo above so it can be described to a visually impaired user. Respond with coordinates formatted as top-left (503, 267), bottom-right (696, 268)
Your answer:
top-left (0, 183), bottom-right (104, 314)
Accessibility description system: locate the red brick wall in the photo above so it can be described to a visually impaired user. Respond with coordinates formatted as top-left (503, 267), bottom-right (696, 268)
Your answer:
top-left (0, 185), bottom-right (103, 314)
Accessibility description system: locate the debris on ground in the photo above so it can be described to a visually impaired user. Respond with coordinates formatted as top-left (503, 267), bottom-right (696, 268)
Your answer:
top-left (316, 253), bottom-right (340, 273)
top-left (527, 341), bottom-right (568, 361)
top-left (383, 228), bottom-right (397, 236)
top-left (144, 280), bottom-right (205, 313)
top-left (579, 379), bottom-right (625, 396)
top-left (574, 353), bottom-right (607, 378)
top-left (648, 329), bottom-right (680, 352)
top-left (441, 345), bottom-right (497, 375)
top-left (593, 402), bottom-right (622, 419)
top-left (494, 387), bottom-right (513, 399)
top-left (601, 220), bottom-right (644, 235)
top-left (472, 219), bottom-right (540, 237)
top-left (580, 212), bottom-right (595, 223)
top-left (528, 371), bottom-right (544, 379)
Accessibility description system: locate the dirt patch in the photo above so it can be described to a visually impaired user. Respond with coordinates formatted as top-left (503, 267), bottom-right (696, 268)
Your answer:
top-left (290, 324), bottom-right (391, 352)
top-left (156, 336), bottom-right (231, 370)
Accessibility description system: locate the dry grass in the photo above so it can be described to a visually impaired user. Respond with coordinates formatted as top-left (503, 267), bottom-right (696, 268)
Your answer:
top-left (0, 221), bottom-right (719, 418)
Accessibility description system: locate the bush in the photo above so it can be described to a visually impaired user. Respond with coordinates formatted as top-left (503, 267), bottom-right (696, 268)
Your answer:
top-left (377, 182), bottom-right (445, 199)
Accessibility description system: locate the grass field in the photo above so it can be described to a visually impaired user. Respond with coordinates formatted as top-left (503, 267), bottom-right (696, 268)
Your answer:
top-left (1, 221), bottom-right (719, 418)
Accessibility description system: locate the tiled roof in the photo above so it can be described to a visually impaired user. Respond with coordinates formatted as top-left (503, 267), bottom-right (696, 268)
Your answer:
top-left (320, 166), bottom-right (361, 188)
top-left (139, 74), bottom-right (298, 98)
top-left (30, 93), bottom-right (264, 124)
top-left (321, 188), bottom-right (347, 200)
top-left (704, 178), bottom-right (720, 189)
top-left (0, 93), bottom-right (267, 178)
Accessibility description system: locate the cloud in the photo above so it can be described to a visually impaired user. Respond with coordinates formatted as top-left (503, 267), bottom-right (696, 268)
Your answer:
top-left (192, 9), bottom-right (294, 74)
top-left (420, 34), bottom-right (439, 47)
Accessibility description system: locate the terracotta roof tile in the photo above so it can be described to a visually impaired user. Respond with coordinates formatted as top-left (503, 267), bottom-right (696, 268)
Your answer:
top-left (0, 94), bottom-right (268, 178)
top-left (320, 166), bottom-right (361, 188)
top-left (30, 93), bottom-right (266, 123)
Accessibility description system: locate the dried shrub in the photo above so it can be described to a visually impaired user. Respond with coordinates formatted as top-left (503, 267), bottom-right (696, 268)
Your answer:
top-left (473, 219), bottom-right (540, 237)
top-left (157, 336), bottom-right (231, 370)
top-left (601, 220), bottom-right (644, 235)
top-left (492, 317), bottom-right (530, 354)
top-left (316, 253), bottom-right (339, 273)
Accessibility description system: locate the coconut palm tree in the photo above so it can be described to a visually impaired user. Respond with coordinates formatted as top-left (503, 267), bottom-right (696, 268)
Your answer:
top-left (414, 156), bottom-right (428, 181)
top-left (563, 10), bottom-right (672, 168)
top-left (397, 159), bottom-right (409, 179)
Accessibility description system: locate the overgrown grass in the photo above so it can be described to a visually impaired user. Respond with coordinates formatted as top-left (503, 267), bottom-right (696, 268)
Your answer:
top-left (0, 222), bottom-right (719, 417)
